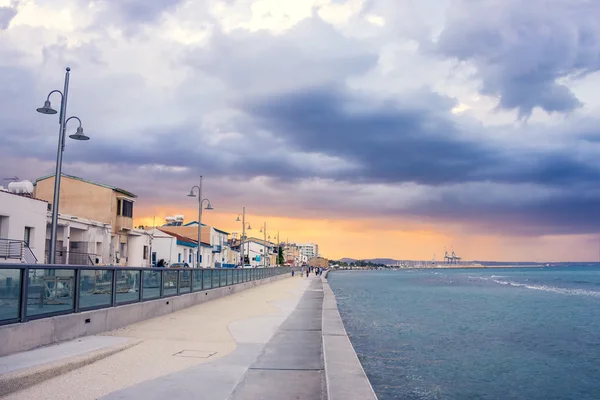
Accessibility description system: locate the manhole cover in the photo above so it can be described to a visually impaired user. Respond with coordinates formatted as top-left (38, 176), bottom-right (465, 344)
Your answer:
top-left (173, 350), bottom-right (217, 359)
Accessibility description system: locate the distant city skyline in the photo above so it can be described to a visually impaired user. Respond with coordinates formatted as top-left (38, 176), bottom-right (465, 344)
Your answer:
top-left (2, 0), bottom-right (600, 262)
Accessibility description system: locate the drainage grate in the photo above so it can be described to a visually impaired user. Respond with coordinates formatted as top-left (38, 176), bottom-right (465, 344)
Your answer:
top-left (172, 350), bottom-right (217, 359)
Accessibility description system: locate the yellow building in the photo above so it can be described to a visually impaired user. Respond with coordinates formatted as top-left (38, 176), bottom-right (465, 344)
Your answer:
top-left (308, 257), bottom-right (329, 268)
top-left (34, 174), bottom-right (149, 266)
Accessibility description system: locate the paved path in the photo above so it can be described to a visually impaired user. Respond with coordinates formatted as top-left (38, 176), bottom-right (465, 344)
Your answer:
top-left (2, 274), bottom-right (316, 400)
top-left (229, 278), bottom-right (325, 400)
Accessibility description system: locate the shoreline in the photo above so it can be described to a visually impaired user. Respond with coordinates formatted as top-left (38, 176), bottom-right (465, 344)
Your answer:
top-left (321, 270), bottom-right (378, 400)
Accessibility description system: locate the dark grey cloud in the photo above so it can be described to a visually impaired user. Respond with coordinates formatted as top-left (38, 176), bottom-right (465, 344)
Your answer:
top-left (435, 0), bottom-right (600, 118)
top-left (241, 86), bottom-right (600, 186)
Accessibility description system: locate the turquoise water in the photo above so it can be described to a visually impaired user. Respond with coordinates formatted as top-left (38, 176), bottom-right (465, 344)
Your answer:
top-left (328, 267), bottom-right (600, 400)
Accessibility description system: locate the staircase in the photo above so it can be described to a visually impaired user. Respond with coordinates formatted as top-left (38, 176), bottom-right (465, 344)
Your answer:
top-left (0, 238), bottom-right (38, 264)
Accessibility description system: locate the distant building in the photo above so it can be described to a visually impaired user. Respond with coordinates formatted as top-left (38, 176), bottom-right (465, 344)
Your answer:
top-left (298, 243), bottom-right (319, 259)
top-left (34, 173), bottom-right (151, 266)
top-left (308, 257), bottom-right (328, 268)
top-left (231, 237), bottom-right (277, 267)
top-left (0, 187), bottom-right (47, 263)
top-left (157, 216), bottom-right (239, 268)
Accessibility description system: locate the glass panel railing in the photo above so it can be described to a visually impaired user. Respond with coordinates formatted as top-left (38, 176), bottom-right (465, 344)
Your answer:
top-left (80, 269), bottom-right (112, 310)
top-left (143, 270), bottom-right (161, 300)
top-left (116, 270), bottom-right (140, 304)
top-left (233, 269), bottom-right (238, 284)
top-left (203, 270), bottom-right (212, 290)
top-left (212, 270), bottom-right (220, 288)
top-left (0, 268), bottom-right (21, 322)
top-left (218, 270), bottom-right (225, 286)
top-left (163, 270), bottom-right (178, 296)
top-left (192, 269), bottom-right (203, 292)
top-left (27, 269), bottom-right (75, 317)
top-left (179, 270), bottom-right (191, 293)
top-left (227, 269), bottom-right (233, 285)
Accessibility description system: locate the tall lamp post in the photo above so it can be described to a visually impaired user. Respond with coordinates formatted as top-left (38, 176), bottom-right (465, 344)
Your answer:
top-left (187, 176), bottom-right (213, 268)
top-left (36, 67), bottom-right (90, 264)
top-left (235, 208), bottom-right (251, 267)
top-left (259, 222), bottom-right (269, 268)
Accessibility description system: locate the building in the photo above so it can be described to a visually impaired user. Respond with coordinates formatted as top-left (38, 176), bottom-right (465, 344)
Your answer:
top-left (156, 216), bottom-right (239, 268)
top-left (298, 243), bottom-right (319, 259)
top-left (34, 173), bottom-right (147, 266)
top-left (48, 213), bottom-right (112, 265)
top-left (308, 257), bottom-right (329, 268)
top-left (0, 186), bottom-right (47, 263)
top-left (282, 243), bottom-right (308, 267)
top-left (148, 228), bottom-right (212, 267)
top-left (236, 237), bottom-right (277, 267)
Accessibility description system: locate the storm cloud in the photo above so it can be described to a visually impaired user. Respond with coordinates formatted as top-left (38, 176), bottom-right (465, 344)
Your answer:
top-left (1, 0), bottom-right (600, 247)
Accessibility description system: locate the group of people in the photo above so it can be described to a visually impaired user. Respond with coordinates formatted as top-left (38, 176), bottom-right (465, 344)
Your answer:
top-left (292, 266), bottom-right (324, 277)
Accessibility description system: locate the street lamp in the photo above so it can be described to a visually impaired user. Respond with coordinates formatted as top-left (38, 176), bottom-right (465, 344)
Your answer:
top-left (37, 67), bottom-right (90, 264)
top-left (188, 175), bottom-right (213, 268)
top-left (260, 223), bottom-right (268, 267)
top-left (235, 208), bottom-right (252, 266)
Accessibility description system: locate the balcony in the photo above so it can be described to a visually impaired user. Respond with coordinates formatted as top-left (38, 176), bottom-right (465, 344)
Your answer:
top-left (212, 245), bottom-right (222, 253)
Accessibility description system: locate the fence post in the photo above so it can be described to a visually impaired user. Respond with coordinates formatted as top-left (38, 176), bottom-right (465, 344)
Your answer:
top-left (20, 267), bottom-right (29, 322)
top-left (74, 268), bottom-right (81, 313)
top-left (138, 269), bottom-right (144, 301)
top-left (111, 269), bottom-right (117, 306)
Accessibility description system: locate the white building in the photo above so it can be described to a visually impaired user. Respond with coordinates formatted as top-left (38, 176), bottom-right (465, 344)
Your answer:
top-left (48, 213), bottom-right (112, 265)
top-left (298, 243), bottom-right (319, 259)
top-left (157, 217), bottom-right (240, 268)
top-left (148, 228), bottom-right (213, 267)
top-left (241, 238), bottom-right (277, 267)
top-left (0, 187), bottom-right (47, 263)
top-left (125, 228), bottom-right (153, 268)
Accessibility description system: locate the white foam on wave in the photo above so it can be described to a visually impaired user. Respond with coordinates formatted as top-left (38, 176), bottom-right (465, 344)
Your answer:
top-left (490, 278), bottom-right (600, 298)
top-left (469, 275), bottom-right (600, 298)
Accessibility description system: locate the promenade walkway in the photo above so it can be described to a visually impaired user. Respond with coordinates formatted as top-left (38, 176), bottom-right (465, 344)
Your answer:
top-left (1, 272), bottom-right (375, 400)
top-left (1, 274), bottom-right (314, 399)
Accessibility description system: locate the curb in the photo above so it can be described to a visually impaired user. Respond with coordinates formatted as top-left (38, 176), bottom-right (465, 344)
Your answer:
top-left (321, 273), bottom-right (378, 400)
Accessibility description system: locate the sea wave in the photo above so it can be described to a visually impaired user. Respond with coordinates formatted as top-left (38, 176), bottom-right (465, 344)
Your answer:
top-left (470, 276), bottom-right (600, 297)
top-left (491, 278), bottom-right (600, 298)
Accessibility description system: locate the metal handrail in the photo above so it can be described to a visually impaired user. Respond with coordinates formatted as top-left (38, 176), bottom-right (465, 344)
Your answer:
top-left (0, 264), bottom-right (290, 326)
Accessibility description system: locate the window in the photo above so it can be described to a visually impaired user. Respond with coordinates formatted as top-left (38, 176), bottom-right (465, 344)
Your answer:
top-left (143, 245), bottom-right (149, 260)
top-left (117, 199), bottom-right (122, 216)
top-left (24, 227), bottom-right (32, 247)
top-left (189, 253), bottom-right (192, 263)
top-left (122, 200), bottom-right (133, 218)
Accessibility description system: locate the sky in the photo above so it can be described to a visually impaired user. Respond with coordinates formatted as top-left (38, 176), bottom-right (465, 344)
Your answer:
top-left (2, 0), bottom-right (600, 262)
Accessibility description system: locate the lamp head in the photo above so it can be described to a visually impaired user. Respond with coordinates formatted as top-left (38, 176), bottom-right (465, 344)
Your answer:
top-left (235, 216), bottom-right (241, 222)
top-left (187, 190), bottom-right (196, 197)
top-left (36, 100), bottom-right (57, 115)
top-left (205, 202), bottom-right (214, 211)
top-left (247, 224), bottom-right (252, 230)
top-left (68, 126), bottom-right (90, 141)
top-left (260, 227), bottom-right (263, 233)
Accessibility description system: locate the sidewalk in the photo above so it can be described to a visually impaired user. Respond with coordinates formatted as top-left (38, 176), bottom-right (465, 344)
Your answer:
top-left (1, 274), bottom-right (313, 400)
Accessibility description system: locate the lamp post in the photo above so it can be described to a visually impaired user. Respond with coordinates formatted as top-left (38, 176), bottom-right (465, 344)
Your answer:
top-left (235, 208), bottom-right (252, 267)
top-left (187, 176), bottom-right (213, 268)
top-left (37, 67), bottom-right (90, 264)
top-left (260, 222), bottom-right (268, 267)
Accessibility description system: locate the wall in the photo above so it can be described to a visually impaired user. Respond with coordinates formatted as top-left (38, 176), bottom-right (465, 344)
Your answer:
top-left (35, 176), bottom-right (114, 226)
top-left (0, 192), bottom-right (47, 262)
top-left (127, 232), bottom-right (151, 267)
top-left (0, 272), bottom-right (290, 357)
top-left (48, 214), bottom-right (112, 265)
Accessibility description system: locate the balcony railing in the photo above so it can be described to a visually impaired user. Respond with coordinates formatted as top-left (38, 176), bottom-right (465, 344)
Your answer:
top-left (0, 238), bottom-right (37, 264)
top-left (212, 245), bottom-right (222, 253)
top-left (45, 250), bottom-right (95, 266)
top-left (0, 264), bottom-right (291, 325)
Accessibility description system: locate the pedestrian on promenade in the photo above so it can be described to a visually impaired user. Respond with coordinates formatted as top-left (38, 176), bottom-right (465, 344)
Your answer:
top-left (292, 270), bottom-right (295, 277)
top-left (306, 269), bottom-right (309, 278)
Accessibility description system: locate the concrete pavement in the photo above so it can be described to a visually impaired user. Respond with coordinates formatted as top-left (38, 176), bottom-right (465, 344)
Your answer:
top-left (2, 274), bottom-right (311, 399)
top-left (1, 272), bottom-right (377, 400)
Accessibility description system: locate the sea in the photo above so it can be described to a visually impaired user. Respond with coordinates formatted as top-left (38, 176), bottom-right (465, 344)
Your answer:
top-left (328, 266), bottom-right (600, 400)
